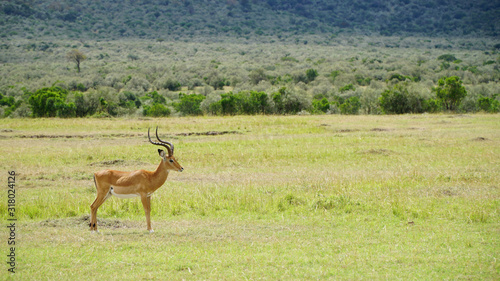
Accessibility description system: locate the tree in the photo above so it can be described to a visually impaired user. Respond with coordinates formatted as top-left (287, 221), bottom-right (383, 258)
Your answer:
top-left (145, 91), bottom-right (166, 104)
top-left (340, 96), bottom-right (361, 115)
top-left (379, 84), bottom-right (425, 114)
top-left (306, 69), bottom-right (318, 83)
top-left (143, 103), bottom-right (171, 117)
top-left (249, 68), bottom-right (267, 85)
top-left (174, 93), bottom-right (205, 116)
top-left (312, 98), bottom-right (330, 113)
top-left (339, 84), bottom-right (356, 93)
top-left (66, 49), bottom-right (86, 73)
top-left (28, 86), bottom-right (76, 117)
top-left (437, 54), bottom-right (457, 62)
top-left (477, 95), bottom-right (499, 113)
top-left (432, 76), bottom-right (467, 111)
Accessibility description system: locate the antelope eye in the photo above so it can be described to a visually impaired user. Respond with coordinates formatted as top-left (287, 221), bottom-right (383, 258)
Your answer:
top-left (169, 159), bottom-right (174, 163)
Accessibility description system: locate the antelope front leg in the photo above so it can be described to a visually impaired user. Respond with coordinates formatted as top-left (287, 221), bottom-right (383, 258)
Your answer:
top-left (141, 195), bottom-right (153, 233)
top-left (89, 191), bottom-right (110, 232)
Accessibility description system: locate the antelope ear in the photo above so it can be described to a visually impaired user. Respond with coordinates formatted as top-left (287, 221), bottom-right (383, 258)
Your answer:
top-left (158, 149), bottom-right (166, 159)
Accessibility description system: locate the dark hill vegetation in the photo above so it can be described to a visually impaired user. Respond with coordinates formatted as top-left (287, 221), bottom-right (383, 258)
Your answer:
top-left (1, 0), bottom-right (499, 40)
top-left (0, 1), bottom-right (498, 118)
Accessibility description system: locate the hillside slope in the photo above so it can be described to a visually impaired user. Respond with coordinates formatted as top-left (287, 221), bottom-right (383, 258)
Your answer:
top-left (1, 0), bottom-right (498, 40)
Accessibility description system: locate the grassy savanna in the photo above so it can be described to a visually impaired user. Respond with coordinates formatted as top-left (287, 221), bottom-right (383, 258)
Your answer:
top-left (1, 114), bottom-right (499, 280)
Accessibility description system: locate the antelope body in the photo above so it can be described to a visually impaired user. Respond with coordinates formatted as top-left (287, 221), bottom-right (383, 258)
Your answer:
top-left (90, 127), bottom-right (183, 233)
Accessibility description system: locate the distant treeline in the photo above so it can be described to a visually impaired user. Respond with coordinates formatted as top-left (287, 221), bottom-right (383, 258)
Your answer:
top-left (0, 0), bottom-right (498, 40)
top-left (1, 76), bottom-right (498, 118)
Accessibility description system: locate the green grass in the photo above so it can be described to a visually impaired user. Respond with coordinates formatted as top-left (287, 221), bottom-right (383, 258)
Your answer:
top-left (1, 114), bottom-right (499, 280)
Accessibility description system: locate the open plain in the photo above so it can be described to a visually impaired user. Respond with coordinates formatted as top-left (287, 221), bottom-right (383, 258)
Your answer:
top-left (1, 114), bottom-right (499, 280)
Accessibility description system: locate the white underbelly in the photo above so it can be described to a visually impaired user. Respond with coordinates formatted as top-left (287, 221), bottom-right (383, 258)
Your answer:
top-left (110, 187), bottom-right (140, 199)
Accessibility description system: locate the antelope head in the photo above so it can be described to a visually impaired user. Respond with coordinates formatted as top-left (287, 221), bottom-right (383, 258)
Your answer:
top-left (148, 127), bottom-right (184, 172)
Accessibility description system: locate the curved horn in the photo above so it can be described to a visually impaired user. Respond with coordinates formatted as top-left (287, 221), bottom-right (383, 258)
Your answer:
top-left (155, 126), bottom-right (174, 155)
top-left (148, 127), bottom-right (173, 157)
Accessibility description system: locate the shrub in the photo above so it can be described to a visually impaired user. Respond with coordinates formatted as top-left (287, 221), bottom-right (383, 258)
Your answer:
top-left (432, 76), bottom-right (467, 111)
top-left (312, 97), bottom-right (330, 113)
top-left (387, 73), bottom-right (418, 82)
top-left (379, 84), bottom-right (425, 114)
top-left (270, 87), bottom-right (310, 115)
top-left (339, 83), bottom-right (355, 93)
top-left (330, 70), bottom-right (341, 82)
top-left (423, 98), bottom-right (442, 113)
top-left (477, 95), bottom-right (499, 113)
top-left (119, 92), bottom-right (141, 108)
top-left (218, 92), bottom-right (239, 115)
top-left (161, 78), bottom-right (181, 91)
top-left (340, 96), bottom-right (361, 115)
top-left (56, 102), bottom-right (76, 118)
top-left (355, 74), bottom-right (371, 86)
top-left (96, 97), bottom-right (119, 117)
top-left (174, 93), bottom-right (205, 116)
top-left (145, 91), bottom-right (166, 104)
top-left (143, 102), bottom-right (171, 117)
top-left (0, 93), bottom-right (22, 117)
top-left (437, 54), bottom-right (457, 62)
top-left (249, 69), bottom-right (267, 85)
top-left (306, 68), bottom-right (318, 83)
top-left (237, 91), bottom-right (270, 114)
top-left (28, 86), bottom-right (73, 117)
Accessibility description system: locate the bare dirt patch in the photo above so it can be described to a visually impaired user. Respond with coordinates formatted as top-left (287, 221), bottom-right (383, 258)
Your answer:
top-left (371, 128), bottom-right (393, 132)
top-left (337, 128), bottom-right (360, 133)
top-left (176, 130), bottom-right (241, 136)
top-left (40, 215), bottom-right (137, 229)
top-left (18, 133), bottom-right (141, 139)
top-left (360, 148), bottom-right (394, 155)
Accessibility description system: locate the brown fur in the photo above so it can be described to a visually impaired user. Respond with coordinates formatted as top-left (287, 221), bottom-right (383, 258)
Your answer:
top-left (90, 151), bottom-right (183, 232)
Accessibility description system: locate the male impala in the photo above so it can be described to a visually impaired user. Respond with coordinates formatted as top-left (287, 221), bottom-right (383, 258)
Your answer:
top-left (90, 127), bottom-right (183, 233)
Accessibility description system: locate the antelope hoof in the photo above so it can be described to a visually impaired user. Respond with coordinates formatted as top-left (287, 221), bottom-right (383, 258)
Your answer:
top-left (149, 229), bottom-right (154, 233)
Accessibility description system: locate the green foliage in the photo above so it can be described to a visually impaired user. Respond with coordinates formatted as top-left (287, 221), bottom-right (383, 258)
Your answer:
top-left (218, 92), bottom-right (239, 115)
top-left (208, 91), bottom-right (273, 115)
top-left (305, 68), bottom-right (318, 83)
top-left (388, 73), bottom-right (420, 82)
top-left (174, 93), bottom-right (206, 116)
top-left (423, 98), bottom-right (443, 113)
top-left (329, 70), bottom-right (341, 82)
top-left (312, 98), bottom-right (330, 113)
top-left (355, 74), bottom-right (371, 86)
top-left (56, 102), bottom-right (76, 118)
top-left (379, 84), bottom-right (425, 114)
top-left (28, 86), bottom-right (76, 117)
top-left (477, 95), bottom-right (500, 113)
top-left (437, 54), bottom-right (458, 62)
top-left (339, 96), bottom-right (361, 115)
top-left (249, 69), bottom-right (267, 85)
top-left (339, 84), bottom-right (355, 93)
top-left (1, 0), bottom-right (497, 40)
top-left (143, 103), bottom-right (171, 117)
top-left (237, 91), bottom-right (271, 114)
top-left (0, 93), bottom-right (22, 117)
top-left (119, 92), bottom-right (141, 109)
top-left (1, 35), bottom-right (497, 118)
top-left (145, 91), bottom-right (166, 104)
top-left (96, 97), bottom-right (119, 117)
top-left (161, 78), bottom-right (181, 91)
top-left (272, 87), bottom-right (309, 115)
top-left (433, 76), bottom-right (467, 111)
